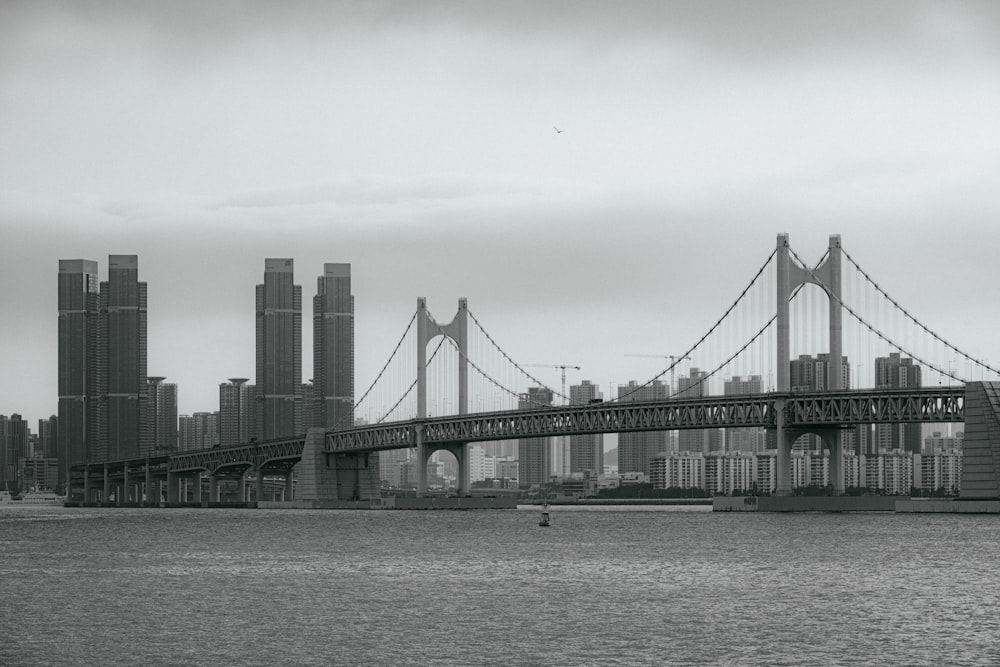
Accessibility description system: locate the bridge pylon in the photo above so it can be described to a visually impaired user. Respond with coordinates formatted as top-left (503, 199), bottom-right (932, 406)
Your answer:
top-left (415, 297), bottom-right (470, 497)
top-left (775, 234), bottom-right (845, 495)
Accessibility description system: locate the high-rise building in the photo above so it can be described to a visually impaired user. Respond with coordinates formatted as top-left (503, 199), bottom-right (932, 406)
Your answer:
top-left (788, 354), bottom-right (850, 453)
top-left (569, 380), bottom-right (603, 474)
top-left (677, 368), bottom-right (712, 453)
top-left (179, 411), bottom-right (219, 451)
top-left (313, 263), bottom-right (354, 431)
top-left (99, 255), bottom-right (148, 460)
top-left (38, 416), bottom-right (58, 459)
top-left (256, 259), bottom-right (301, 440)
top-left (723, 375), bottom-right (766, 453)
top-left (145, 377), bottom-right (178, 453)
top-left (518, 387), bottom-right (553, 487)
top-left (874, 352), bottom-right (923, 453)
top-left (0, 414), bottom-right (29, 491)
top-left (57, 259), bottom-right (100, 482)
top-left (617, 380), bottom-right (669, 474)
top-left (219, 379), bottom-right (254, 446)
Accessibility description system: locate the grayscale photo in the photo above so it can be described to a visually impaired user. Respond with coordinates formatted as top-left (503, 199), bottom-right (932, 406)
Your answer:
top-left (2, 2), bottom-right (999, 665)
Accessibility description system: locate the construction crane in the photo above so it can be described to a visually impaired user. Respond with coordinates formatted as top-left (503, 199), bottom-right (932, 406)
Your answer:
top-left (524, 363), bottom-right (581, 404)
top-left (624, 354), bottom-right (691, 394)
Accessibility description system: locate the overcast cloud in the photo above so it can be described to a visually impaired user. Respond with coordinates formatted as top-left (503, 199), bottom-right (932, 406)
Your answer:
top-left (2, 1), bottom-right (999, 422)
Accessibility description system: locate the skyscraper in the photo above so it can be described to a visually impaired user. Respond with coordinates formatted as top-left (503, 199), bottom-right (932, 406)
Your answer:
top-left (723, 375), bottom-right (765, 453)
top-left (677, 369), bottom-right (711, 454)
top-left (0, 414), bottom-right (28, 491)
top-left (219, 378), bottom-right (254, 446)
top-left (569, 380), bottom-right (603, 474)
top-left (58, 259), bottom-right (99, 482)
top-left (145, 377), bottom-right (178, 453)
top-left (313, 263), bottom-right (354, 431)
top-left (617, 380), bottom-right (669, 474)
top-left (256, 259), bottom-right (301, 440)
top-left (518, 387), bottom-right (553, 488)
top-left (875, 352), bottom-right (922, 453)
top-left (99, 255), bottom-right (147, 460)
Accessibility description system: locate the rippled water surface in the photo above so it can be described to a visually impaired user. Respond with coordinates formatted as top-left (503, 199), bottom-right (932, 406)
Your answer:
top-left (2, 506), bottom-right (999, 666)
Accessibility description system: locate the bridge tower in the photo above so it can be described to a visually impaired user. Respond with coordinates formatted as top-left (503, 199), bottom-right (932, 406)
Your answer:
top-left (775, 234), bottom-right (845, 495)
top-left (415, 297), bottom-right (469, 497)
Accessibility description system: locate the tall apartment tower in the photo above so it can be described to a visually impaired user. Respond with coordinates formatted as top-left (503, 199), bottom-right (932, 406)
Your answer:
top-left (723, 375), bottom-right (765, 453)
top-left (145, 377), bottom-right (178, 453)
top-left (617, 380), bottom-right (669, 475)
top-left (569, 380), bottom-right (603, 474)
top-left (99, 255), bottom-right (148, 460)
top-left (313, 263), bottom-right (354, 431)
top-left (788, 353), bottom-right (851, 453)
top-left (0, 414), bottom-right (29, 491)
top-left (219, 378), bottom-right (254, 446)
top-left (256, 259), bottom-right (301, 440)
top-left (875, 352), bottom-right (922, 453)
top-left (57, 259), bottom-right (100, 482)
top-left (518, 387), bottom-right (553, 488)
top-left (677, 369), bottom-right (713, 454)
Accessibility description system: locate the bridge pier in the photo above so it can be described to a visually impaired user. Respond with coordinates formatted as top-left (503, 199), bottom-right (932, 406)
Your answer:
top-left (191, 472), bottom-right (202, 504)
top-left (167, 471), bottom-right (179, 504)
top-left (102, 464), bottom-right (110, 503)
top-left (284, 471), bottom-right (293, 500)
top-left (255, 470), bottom-right (264, 504)
top-left (82, 469), bottom-right (90, 503)
top-left (122, 466), bottom-right (130, 505)
top-left (209, 475), bottom-right (220, 503)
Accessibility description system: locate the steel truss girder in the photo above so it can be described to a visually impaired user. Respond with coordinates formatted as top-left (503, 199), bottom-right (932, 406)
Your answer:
top-left (168, 437), bottom-right (305, 473)
top-left (72, 388), bottom-right (968, 472)
top-left (784, 388), bottom-right (965, 426)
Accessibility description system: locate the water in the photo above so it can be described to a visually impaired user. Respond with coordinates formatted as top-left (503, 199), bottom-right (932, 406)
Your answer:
top-left (2, 505), bottom-right (999, 666)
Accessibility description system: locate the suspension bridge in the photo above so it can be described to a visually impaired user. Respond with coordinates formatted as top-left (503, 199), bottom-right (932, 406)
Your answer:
top-left (69, 233), bottom-right (1000, 506)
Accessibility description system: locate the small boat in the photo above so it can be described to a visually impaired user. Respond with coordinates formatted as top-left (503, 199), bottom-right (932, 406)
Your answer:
top-left (538, 503), bottom-right (551, 527)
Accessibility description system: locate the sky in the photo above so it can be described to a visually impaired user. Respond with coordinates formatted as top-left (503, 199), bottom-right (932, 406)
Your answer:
top-left (2, 1), bottom-right (999, 426)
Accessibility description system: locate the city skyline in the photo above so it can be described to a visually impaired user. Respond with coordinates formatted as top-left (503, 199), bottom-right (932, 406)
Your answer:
top-left (3, 2), bottom-right (999, 424)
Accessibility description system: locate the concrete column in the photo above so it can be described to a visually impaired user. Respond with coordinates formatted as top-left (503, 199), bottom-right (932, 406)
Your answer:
top-left (829, 435), bottom-right (843, 495)
top-left (775, 234), bottom-right (791, 392)
top-left (167, 472), bottom-right (179, 504)
top-left (255, 470), bottom-right (264, 504)
top-left (192, 472), bottom-right (202, 504)
top-left (238, 473), bottom-right (247, 503)
top-left (102, 464), bottom-right (110, 503)
top-left (83, 468), bottom-right (90, 503)
top-left (122, 467), bottom-right (130, 505)
top-left (415, 425), bottom-right (427, 497)
top-left (209, 475), bottom-right (219, 503)
top-left (284, 471), bottom-right (293, 500)
top-left (145, 460), bottom-right (152, 506)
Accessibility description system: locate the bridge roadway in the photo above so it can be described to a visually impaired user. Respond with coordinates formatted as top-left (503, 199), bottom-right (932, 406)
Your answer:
top-left (77, 387), bottom-right (965, 480)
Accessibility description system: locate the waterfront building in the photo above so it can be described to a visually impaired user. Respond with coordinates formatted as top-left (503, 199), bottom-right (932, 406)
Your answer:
top-left (865, 449), bottom-right (914, 494)
top-left (649, 451), bottom-right (705, 491)
top-left (57, 259), bottom-right (100, 482)
top-left (616, 380), bottom-right (669, 474)
top-left (915, 449), bottom-right (962, 495)
top-left (256, 258), bottom-right (301, 440)
top-left (518, 387), bottom-right (553, 487)
top-left (842, 451), bottom-right (863, 489)
top-left (704, 451), bottom-right (755, 495)
top-left (146, 377), bottom-right (177, 453)
top-left (569, 380), bottom-right (603, 474)
top-left (313, 263), bottom-right (354, 431)
top-left (756, 450), bottom-right (777, 494)
top-left (219, 378), bottom-right (255, 446)
top-left (99, 255), bottom-right (148, 460)
top-left (495, 458), bottom-right (518, 483)
top-left (0, 414), bottom-right (29, 490)
top-left (18, 453), bottom-right (59, 491)
top-left (874, 353), bottom-right (923, 453)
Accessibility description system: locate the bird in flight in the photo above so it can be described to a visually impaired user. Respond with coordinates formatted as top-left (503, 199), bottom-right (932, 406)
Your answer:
top-left (554, 126), bottom-right (565, 134)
